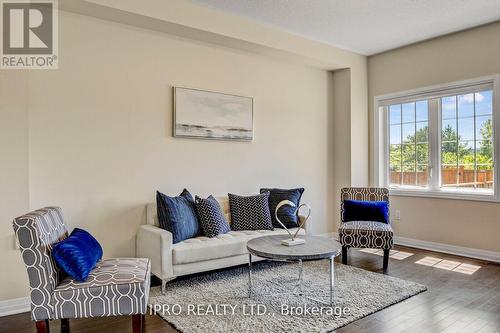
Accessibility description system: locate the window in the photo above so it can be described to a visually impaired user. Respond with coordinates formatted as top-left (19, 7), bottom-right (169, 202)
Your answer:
top-left (389, 101), bottom-right (429, 187)
top-left (374, 76), bottom-right (499, 201)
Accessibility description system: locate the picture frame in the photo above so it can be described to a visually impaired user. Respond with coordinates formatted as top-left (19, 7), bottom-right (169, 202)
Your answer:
top-left (173, 87), bottom-right (254, 141)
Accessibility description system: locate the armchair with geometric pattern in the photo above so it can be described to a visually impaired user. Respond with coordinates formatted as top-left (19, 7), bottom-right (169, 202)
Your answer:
top-left (338, 187), bottom-right (394, 272)
top-left (13, 207), bottom-right (151, 333)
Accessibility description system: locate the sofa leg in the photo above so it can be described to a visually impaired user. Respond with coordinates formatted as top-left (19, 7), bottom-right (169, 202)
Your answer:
top-left (35, 320), bottom-right (50, 333)
top-left (342, 246), bottom-right (348, 265)
top-left (161, 279), bottom-right (167, 295)
top-left (61, 318), bottom-right (70, 333)
top-left (132, 314), bottom-right (142, 333)
top-left (383, 249), bottom-right (390, 272)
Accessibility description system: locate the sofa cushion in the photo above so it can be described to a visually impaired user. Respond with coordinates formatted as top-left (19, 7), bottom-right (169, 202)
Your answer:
top-left (195, 195), bottom-right (231, 238)
top-left (53, 258), bottom-right (150, 318)
top-left (228, 193), bottom-right (273, 231)
top-left (172, 228), bottom-right (305, 264)
top-left (260, 188), bottom-right (305, 229)
top-left (156, 189), bottom-right (201, 244)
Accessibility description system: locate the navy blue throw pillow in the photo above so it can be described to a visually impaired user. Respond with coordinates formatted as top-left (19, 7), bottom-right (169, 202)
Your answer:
top-left (195, 195), bottom-right (231, 238)
top-left (260, 188), bottom-right (304, 229)
top-left (156, 189), bottom-right (201, 244)
top-left (52, 228), bottom-right (103, 282)
top-left (343, 200), bottom-right (389, 224)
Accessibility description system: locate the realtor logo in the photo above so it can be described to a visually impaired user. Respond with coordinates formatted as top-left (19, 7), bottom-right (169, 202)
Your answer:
top-left (1, 0), bottom-right (58, 69)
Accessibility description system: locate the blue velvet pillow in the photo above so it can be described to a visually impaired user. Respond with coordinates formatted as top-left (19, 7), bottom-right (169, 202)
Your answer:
top-left (52, 228), bottom-right (103, 282)
top-left (260, 188), bottom-right (304, 229)
top-left (156, 189), bottom-right (201, 244)
top-left (343, 200), bottom-right (389, 224)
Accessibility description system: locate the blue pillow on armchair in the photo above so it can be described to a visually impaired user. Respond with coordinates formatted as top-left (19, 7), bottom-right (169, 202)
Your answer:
top-left (343, 200), bottom-right (389, 224)
top-left (52, 228), bottom-right (103, 282)
top-left (156, 189), bottom-right (201, 243)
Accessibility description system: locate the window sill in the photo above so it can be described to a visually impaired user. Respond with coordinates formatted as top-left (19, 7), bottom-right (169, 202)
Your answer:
top-left (388, 188), bottom-right (499, 202)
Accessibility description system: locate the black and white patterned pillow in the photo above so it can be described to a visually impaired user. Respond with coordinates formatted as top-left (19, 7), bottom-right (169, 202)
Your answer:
top-left (228, 193), bottom-right (274, 231)
top-left (195, 195), bottom-right (231, 238)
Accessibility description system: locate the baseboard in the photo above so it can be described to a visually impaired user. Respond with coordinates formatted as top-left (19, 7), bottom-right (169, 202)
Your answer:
top-left (394, 236), bottom-right (500, 263)
top-left (0, 297), bottom-right (30, 317)
top-left (319, 232), bottom-right (500, 263)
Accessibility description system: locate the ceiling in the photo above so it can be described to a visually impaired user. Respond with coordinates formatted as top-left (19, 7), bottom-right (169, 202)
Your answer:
top-left (189, 0), bottom-right (500, 55)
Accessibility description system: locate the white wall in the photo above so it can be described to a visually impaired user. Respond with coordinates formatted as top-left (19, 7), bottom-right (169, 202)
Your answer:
top-left (332, 69), bottom-right (352, 229)
top-left (368, 21), bottom-right (500, 253)
top-left (0, 11), bottom-right (337, 300)
top-left (0, 72), bottom-right (30, 300)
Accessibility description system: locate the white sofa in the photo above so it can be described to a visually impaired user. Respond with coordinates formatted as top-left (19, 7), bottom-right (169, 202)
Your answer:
top-left (136, 197), bottom-right (307, 292)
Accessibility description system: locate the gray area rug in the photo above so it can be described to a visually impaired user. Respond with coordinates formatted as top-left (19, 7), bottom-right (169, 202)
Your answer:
top-left (149, 261), bottom-right (426, 332)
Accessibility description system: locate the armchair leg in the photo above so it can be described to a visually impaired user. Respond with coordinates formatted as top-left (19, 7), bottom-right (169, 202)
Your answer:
top-left (35, 320), bottom-right (50, 333)
top-left (132, 314), bottom-right (142, 333)
top-left (342, 246), bottom-right (348, 265)
top-left (383, 249), bottom-right (390, 272)
top-left (61, 318), bottom-right (70, 333)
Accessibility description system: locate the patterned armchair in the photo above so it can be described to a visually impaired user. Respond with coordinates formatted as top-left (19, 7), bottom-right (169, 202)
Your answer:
top-left (338, 187), bottom-right (394, 271)
top-left (13, 207), bottom-right (151, 333)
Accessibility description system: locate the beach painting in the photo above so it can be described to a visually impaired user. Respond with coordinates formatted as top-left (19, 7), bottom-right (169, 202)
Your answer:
top-left (174, 87), bottom-right (253, 141)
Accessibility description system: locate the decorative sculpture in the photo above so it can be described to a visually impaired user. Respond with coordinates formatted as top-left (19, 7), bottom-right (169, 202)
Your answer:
top-left (275, 200), bottom-right (311, 246)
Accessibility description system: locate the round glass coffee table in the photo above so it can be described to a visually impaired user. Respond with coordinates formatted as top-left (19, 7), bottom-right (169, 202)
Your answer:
top-left (246, 234), bottom-right (342, 305)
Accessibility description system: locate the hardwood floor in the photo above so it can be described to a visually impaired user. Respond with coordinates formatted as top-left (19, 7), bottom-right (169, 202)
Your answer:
top-left (1, 245), bottom-right (499, 333)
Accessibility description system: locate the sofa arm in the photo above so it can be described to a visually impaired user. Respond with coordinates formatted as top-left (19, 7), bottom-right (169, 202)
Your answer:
top-left (136, 225), bottom-right (173, 280)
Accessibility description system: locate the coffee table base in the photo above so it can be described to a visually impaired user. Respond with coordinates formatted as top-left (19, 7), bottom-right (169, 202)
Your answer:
top-left (248, 254), bottom-right (335, 306)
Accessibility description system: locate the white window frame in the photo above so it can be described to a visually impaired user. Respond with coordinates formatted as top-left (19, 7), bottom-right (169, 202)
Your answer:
top-left (373, 75), bottom-right (500, 202)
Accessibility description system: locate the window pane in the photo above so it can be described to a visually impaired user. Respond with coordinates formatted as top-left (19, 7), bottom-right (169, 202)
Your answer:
top-left (416, 100), bottom-right (428, 122)
top-left (441, 165), bottom-right (458, 187)
top-left (440, 91), bottom-right (494, 192)
top-left (457, 165), bottom-right (475, 189)
top-left (389, 144), bottom-right (402, 186)
top-left (441, 142), bottom-right (458, 168)
top-left (441, 118), bottom-right (457, 140)
top-left (458, 141), bottom-right (473, 164)
top-left (402, 163), bottom-right (416, 186)
top-left (458, 94), bottom-right (474, 118)
top-left (402, 102), bottom-right (415, 123)
top-left (477, 140), bottom-right (493, 162)
top-left (416, 143), bottom-right (428, 164)
top-left (475, 90), bottom-right (493, 116)
top-left (442, 96), bottom-right (456, 120)
top-left (476, 116), bottom-right (492, 141)
top-left (402, 123), bottom-right (415, 144)
top-left (416, 164), bottom-right (429, 187)
top-left (416, 122), bottom-right (428, 143)
top-left (387, 101), bottom-right (429, 189)
top-left (476, 165), bottom-right (494, 189)
top-left (458, 117), bottom-right (474, 141)
top-left (389, 144), bottom-right (402, 171)
top-left (389, 104), bottom-right (401, 125)
top-left (390, 124), bottom-right (402, 144)
top-left (402, 144), bottom-right (415, 165)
